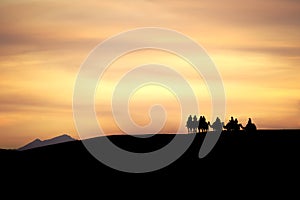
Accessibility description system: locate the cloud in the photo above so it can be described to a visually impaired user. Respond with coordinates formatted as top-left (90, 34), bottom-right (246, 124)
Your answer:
top-left (225, 46), bottom-right (300, 57)
top-left (1, 0), bottom-right (299, 58)
top-left (0, 1), bottom-right (111, 56)
top-left (0, 31), bottom-right (100, 57)
top-left (156, 0), bottom-right (300, 27)
top-left (0, 92), bottom-right (70, 113)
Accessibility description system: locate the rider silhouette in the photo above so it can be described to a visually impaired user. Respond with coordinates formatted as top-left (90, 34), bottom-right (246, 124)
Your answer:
top-left (224, 116), bottom-right (241, 132)
top-left (209, 117), bottom-right (223, 131)
top-left (242, 118), bottom-right (257, 133)
top-left (234, 118), bottom-right (241, 131)
top-left (193, 115), bottom-right (198, 122)
top-left (198, 115), bottom-right (208, 133)
top-left (186, 115), bottom-right (193, 133)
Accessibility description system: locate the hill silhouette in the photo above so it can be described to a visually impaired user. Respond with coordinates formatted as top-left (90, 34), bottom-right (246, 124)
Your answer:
top-left (18, 134), bottom-right (76, 151)
top-left (1, 130), bottom-right (300, 190)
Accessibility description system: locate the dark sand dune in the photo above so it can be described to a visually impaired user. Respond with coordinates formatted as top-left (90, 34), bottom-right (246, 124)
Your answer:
top-left (1, 130), bottom-right (300, 190)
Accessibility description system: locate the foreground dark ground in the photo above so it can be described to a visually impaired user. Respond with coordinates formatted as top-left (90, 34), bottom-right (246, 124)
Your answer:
top-left (1, 130), bottom-right (300, 191)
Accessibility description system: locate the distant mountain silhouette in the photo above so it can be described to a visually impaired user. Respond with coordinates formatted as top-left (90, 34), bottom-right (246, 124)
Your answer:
top-left (18, 134), bottom-right (76, 151)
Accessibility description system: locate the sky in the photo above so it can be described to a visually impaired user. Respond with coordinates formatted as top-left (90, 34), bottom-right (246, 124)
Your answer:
top-left (0, 0), bottom-right (300, 148)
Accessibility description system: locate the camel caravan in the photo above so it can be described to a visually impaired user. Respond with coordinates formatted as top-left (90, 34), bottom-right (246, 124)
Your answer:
top-left (186, 115), bottom-right (257, 134)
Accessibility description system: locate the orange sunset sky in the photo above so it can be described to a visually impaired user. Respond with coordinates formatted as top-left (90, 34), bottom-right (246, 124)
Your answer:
top-left (1, 0), bottom-right (300, 149)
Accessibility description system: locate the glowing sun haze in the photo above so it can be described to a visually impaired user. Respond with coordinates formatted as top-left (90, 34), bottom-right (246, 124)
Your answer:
top-left (0, 0), bottom-right (300, 148)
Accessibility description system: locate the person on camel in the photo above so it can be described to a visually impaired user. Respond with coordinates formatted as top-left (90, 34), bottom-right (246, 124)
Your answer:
top-left (241, 118), bottom-right (257, 133)
top-left (208, 117), bottom-right (224, 132)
